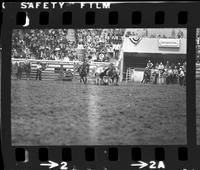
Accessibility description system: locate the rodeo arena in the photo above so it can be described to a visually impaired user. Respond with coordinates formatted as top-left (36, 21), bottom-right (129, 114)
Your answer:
top-left (11, 29), bottom-right (188, 145)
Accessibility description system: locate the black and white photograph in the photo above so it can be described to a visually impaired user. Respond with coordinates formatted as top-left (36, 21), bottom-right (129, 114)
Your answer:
top-left (196, 28), bottom-right (200, 144)
top-left (11, 28), bottom-right (187, 145)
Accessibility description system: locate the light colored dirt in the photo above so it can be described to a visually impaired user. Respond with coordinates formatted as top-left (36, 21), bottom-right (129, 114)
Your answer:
top-left (11, 80), bottom-right (186, 145)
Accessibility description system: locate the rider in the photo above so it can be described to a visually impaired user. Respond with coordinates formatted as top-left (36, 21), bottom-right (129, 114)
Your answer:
top-left (83, 58), bottom-right (90, 73)
top-left (98, 63), bottom-right (114, 85)
top-left (102, 63), bottom-right (114, 77)
top-left (141, 67), bottom-right (150, 84)
top-left (78, 58), bottom-right (90, 84)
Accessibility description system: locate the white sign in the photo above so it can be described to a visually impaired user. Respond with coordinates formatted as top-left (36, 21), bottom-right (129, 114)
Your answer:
top-left (158, 39), bottom-right (180, 48)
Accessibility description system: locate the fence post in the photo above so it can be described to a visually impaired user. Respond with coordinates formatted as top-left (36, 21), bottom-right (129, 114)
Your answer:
top-left (60, 64), bottom-right (64, 80)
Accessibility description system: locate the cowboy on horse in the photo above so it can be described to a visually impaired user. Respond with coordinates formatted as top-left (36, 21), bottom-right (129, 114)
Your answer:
top-left (78, 58), bottom-right (90, 84)
top-left (141, 67), bottom-right (151, 84)
top-left (105, 63), bottom-right (119, 85)
top-left (95, 63), bottom-right (119, 85)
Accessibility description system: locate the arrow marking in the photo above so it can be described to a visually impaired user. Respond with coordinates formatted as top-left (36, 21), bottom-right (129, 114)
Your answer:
top-left (130, 161), bottom-right (148, 169)
top-left (40, 160), bottom-right (59, 169)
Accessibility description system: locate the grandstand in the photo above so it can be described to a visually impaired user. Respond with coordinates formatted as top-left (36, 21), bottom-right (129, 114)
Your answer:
top-left (11, 28), bottom-right (190, 82)
top-left (12, 29), bottom-right (186, 62)
top-left (12, 29), bottom-right (125, 62)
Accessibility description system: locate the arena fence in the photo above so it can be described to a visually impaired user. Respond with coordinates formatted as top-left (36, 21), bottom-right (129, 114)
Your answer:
top-left (11, 58), bottom-right (111, 81)
top-left (11, 59), bottom-right (200, 81)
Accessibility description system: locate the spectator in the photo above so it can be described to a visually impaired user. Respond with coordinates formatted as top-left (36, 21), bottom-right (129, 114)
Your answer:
top-left (177, 62), bottom-right (181, 70)
top-left (147, 60), bottom-right (153, 69)
top-left (179, 67), bottom-right (185, 86)
top-left (165, 60), bottom-right (170, 69)
top-left (158, 62), bottom-right (164, 70)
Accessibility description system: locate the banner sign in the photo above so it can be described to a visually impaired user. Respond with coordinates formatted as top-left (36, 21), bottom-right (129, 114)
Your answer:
top-left (129, 36), bottom-right (142, 45)
top-left (158, 38), bottom-right (180, 48)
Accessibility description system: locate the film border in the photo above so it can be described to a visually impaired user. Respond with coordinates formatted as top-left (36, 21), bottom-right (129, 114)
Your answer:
top-left (1, 2), bottom-right (199, 170)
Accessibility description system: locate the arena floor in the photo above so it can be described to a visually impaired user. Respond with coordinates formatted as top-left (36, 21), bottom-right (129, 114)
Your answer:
top-left (11, 80), bottom-right (186, 145)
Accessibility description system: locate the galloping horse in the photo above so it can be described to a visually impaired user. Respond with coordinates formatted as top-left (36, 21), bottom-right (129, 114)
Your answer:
top-left (77, 62), bottom-right (90, 84)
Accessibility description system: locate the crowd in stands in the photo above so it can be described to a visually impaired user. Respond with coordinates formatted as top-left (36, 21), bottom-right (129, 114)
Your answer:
top-left (12, 29), bottom-right (125, 62)
top-left (12, 29), bottom-right (78, 61)
top-left (76, 29), bottom-right (124, 62)
top-left (12, 29), bottom-right (186, 62)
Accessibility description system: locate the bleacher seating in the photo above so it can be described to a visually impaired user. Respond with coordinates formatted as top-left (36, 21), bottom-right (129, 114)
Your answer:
top-left (11, 29), bottom-right (125, 62)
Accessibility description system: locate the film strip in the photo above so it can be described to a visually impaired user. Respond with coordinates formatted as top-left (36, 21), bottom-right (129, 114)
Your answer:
top-left (0, 1), bottom-right (200, 170)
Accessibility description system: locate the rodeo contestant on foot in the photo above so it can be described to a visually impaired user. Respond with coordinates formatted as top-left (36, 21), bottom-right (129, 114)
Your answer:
top-left (36, 62), bottom-right (42, 80)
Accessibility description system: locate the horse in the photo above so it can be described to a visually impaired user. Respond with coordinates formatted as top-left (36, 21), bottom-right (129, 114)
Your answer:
top-left (106, 66), bottom-right (120, 85)
top-left (94, 66), bottom-right (105, 85)
top-left (151, 68), bottom-right (162, 84)
top-left (77, 62), bottom-right (90, 84)
top-left (95, 64), bottom-right (119, 85)
top-left (141, 68), bottom-right (151, 84)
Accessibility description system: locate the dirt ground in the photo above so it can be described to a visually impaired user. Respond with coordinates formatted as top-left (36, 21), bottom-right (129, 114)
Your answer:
top-left (196, 81), bottom-right (200, 144)
top-left (11, 80), bottom-right (186, 145)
